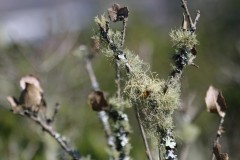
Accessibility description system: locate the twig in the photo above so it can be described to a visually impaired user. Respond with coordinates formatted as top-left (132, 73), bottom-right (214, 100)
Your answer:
top-left (97, 22), bottom-right (131, 72)
top-left (181, 0), bottom-right (200, 32)
top-left (10, 109), bottom-right (80, 160)
top-left (115, 61), bottom-right (121, 100)
top-left (193, 10), bottom-right (201, 30)
top-left (121, 19), bottom-right (127, 48)
top-left (47, 103), bottom-right (60, 125)
top-left (134, 106), bottom-right (153, 160)
top-left (84, 52), bottom-right (116, 156)
top-left (211, 117), bottom-right (225, 160)
top-left (181, 0), bottom-right (194, 30)
top-left (115, 17), bottom-right (127, 101)
top-left (85, 58), bottom-right (100, 91)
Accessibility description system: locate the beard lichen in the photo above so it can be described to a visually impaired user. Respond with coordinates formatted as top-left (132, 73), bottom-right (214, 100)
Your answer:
top-left (94, 16), bottom-right (182, 142)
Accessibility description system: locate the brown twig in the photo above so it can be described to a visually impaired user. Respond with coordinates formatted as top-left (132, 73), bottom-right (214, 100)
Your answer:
top-left (121, 19), bottom-right (127, 48)
top-left (211, 117), bottom-right (225, 160)
top-left (47, 103), bottom-right (60, 125)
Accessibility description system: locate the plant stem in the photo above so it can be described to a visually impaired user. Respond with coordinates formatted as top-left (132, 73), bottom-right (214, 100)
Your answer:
top-left (134, 106), bottom-right (153, 160)
top-left (11, 110), bottom-right (80, 160)
top-left (211, 117), bottom-right (225, 160)
top-left (85, 55), bottom-right (116, 157)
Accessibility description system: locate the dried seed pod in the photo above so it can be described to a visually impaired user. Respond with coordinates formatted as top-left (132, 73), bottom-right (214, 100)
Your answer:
top-left (205, 86), bottom-right (227, 118)
top-left (107, 3), bottom-right (129, 22)
top-left (19, 75), bottom-right (46, 113)
top-left (88, 91), bottom-right (108, 111)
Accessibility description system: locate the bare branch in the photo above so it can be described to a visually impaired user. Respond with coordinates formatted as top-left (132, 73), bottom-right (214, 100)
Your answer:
top-left (83, 47), bottom-right (116, 158)
top-left (6, 104), bottom-right (80, 160)
top-left (193, 10), bottom-right (201, 30)
top-left (181, 0), bottom-right (194, 30)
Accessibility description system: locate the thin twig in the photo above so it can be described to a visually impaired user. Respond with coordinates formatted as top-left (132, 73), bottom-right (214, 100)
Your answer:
top-left (121, 19), bottom-right (127, 48)
top-left (11, 110), bottom-right (80, 160)
top-left (115, 61), bottom-right (121, 100)
top-left (181, 0), bottom-right (194, 30)
top-left (134, 106), bottom-right (153, 160)
top-left (84, 53), bottom-right (116, 156)
top-left (47, 103), bottom-right (60, 125)
top-left (211, 117), bottom-right (225, 160)
top-left (193, 10), bottom-right (201, 30)
top-left (85, 58), bottom-right (100, 91)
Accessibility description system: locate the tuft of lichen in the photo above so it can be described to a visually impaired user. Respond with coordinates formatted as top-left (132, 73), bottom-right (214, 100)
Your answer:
top-left (170, 29), bottom-right (198, 50)
top-left (95, 15), bottom-right (107, 31)
top-left (123, 50), bottom-right (181, 138)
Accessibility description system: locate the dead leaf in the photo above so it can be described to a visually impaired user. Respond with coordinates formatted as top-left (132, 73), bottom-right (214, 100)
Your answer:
top-left (205, 86), bottom-right (227, 118)
top-left (107, 3), bottom-right (129, 22)
top-left (88, 91), bottom-right (108, 111)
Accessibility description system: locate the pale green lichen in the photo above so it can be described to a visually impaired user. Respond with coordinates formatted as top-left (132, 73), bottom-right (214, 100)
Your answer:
top-left (170, 29), bottom-right (198, 50)
top-left (95, 15), bottom-right (107, 31)
top-left (95, 15), bottom-right (181, 141)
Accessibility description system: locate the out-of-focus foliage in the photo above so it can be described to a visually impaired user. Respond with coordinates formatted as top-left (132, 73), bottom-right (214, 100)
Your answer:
top-left (0, 0), bottom-right (239, 160)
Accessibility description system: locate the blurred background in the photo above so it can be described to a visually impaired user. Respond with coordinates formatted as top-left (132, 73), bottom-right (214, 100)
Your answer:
top-left (0, 0), bottom-right (239, 160)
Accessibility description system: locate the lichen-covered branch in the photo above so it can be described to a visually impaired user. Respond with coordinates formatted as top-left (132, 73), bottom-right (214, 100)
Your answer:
top-left (94, 1), bottom-right (200, 160)
top-left (162, 1), bottom-right (200, 159)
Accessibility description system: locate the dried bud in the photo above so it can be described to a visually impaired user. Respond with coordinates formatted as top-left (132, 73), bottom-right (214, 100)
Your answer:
top-left (205, 86), bottom-right (227, 118)
top-left (107, 3), bottom-right (129, 22)
top-left (88, 91), bottom-right (108, 111)
top-left (19, 75), bottom-right (46, 113)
